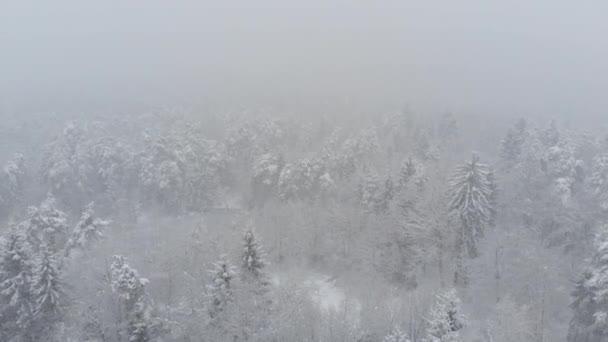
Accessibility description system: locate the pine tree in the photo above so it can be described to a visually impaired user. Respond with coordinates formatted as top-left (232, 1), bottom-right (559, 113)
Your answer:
top-left (241, 227), bottom-right (268, 281)
top-left (448, 153), bottom-right (495, 285)
top-left (251, 153), bottom-right (284, 204)
top-left (383, 327), bottom-right (411, 342)
top-left (110, 255), bottom-right (165, 342)
top-left (238, 227), bottom-right (272, 339)
top-left (425, 289), bottom-right (465, 342)
top-left (22, 195), bottom-right (69, 253)
top-left (500, 118), bottom-right (527, 164)
top-left (569, 226), bottom-right (608, 342)
top-left (590, 153), bottom-right (608, 211)
top-left (399, 157), bottom-right (428, 190)
top-left (31, 244), bottom-right (65, 338)
top-left (207, 255), bottom-right (236, 320)
top-left (0, 226), bottom-right (34, 340)
top-left (64, 202), bottom-right (109, 258)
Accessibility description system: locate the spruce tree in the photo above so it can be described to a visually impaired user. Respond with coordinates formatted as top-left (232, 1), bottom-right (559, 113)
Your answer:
top-left (22, 195), bottom-right (69, 253)
top-left (448, 153), bottom-right (495, 285)
top-left (500, 118), bottom-right (527, 164)
top-left (0, 226), bottom-right (34, 340)
top-left (241, 228), bottom-right (268, 282)
top-left (31, 244), bottom-right (65, 338)
top-left (425, 289), bottom-right (465, 342)
top-left (239, 227), bottom-right (271, 339)
top-left (110, 255), bottom-right (164, 342)
top-left (207, 255), bottom-right (236, 320)
top-left (569, 226), bottom-right (608, 342)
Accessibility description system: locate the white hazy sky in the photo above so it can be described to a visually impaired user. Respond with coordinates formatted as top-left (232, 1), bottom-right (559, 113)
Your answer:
top-left (1, 1), bottom-right (607, 120)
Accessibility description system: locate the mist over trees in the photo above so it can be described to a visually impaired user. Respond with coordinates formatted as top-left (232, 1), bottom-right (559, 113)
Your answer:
top-left (0, 110), bottom-right (606, 341)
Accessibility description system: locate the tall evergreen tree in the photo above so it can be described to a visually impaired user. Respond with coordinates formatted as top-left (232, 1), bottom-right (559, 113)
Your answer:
top-left (425, 289), bottom-right (465, 342)
top-left (110, 255), bottom-right (165, 342)
top-left (500, 118), bottom-right (527, 164)
top-left (207, 255), bottom-right (236, 320)
top-left (0, 226), bottom-right (34, 340)
top-left (31, 244), bottom-right (65, 338)
top-left (448, 153), bottom-right (495, 285)
top-left (569, 226), bottom-right (608, 342)
top-left (241, 227), bottom-right (268, 282)
top-left (22, 195), bottom-right (69, 253)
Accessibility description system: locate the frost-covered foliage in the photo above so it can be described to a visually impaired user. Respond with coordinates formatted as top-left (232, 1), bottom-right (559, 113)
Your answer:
top-left (425, 289), bottom-right (465, 342)
top-left (0, 226), bottom-right (34, 340)
top-left (3, 112), bottom-right (608, 341)
top-left (110, 255), bottom-right (165, 342)
top-left (21, 195), bottom-right (69, 253)
top-left (569, 226), bottom-right (608, 342)
top-left (252, 153), bottom-right (284, 203)
top-left (39, 122), bottom-right (86, 203)
top-left (241, 227), bottom-right (268, 281)
top-left (383, 327), bottom-right (411, 342)
top-left (399, 156), bottom-right (428, 189)
top-left (39, 121), bottom-right (136, 211)
top-left (543, 141), bottom-right (584, 205)
top-left (590, 153), bottom-right (608, 211)
top-left (448, 153), bottom-right (495, 259)
top-left (31, 244), bottom-right (65, 337)
top-left (64, 202), bottom-right (108, 258)
top-left (278, 157), bottom-right (331, 201)
top-left (207, 255), bottom-right (236, 320)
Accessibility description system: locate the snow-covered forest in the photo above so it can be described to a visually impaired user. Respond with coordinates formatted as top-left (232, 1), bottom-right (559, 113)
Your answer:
top-left (1, 111), bottom-right (607, 342)
top-left (3, 1), bottom-right (608, 341)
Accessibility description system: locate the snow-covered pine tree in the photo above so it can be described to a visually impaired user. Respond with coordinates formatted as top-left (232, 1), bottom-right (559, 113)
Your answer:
top-left (500, 118), bottom-right (527, 164)
top-left (399, 157), bottom-right (428, 190)
top-left (39, 122), bottom-right (84, 204)
top-left (22, 194), bottom-right (69, 253)
top-left (425, 289), bottom-right (465, 342)
top-left (448, 152), bottom-right (495, 285)
top-left (110, 255), bottom-right (165, 342)
top-left (64, 202), bottom-right (109, 258)
top-left (31, 243), bottom-right (65, 338)
top-left (0, 226), bottom-right (34, 340)
top-left (383, 327), bottom-right (411, 342)
top-left (241, 227), bottom-right (268, 282)
top-left (207, 255), bottom-right (236, 320)
top-left (590, 153), bottom-right (608, 212)
top-left (238, 227), bottom-right (272, 339)
top-left (568, 225), bottom-right (608, 342)
top-left (251, 153), bottom-right (284, 204)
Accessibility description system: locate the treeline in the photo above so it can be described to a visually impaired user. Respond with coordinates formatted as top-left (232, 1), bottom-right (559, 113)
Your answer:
top-left (0, 111), bottom-right (608, 341)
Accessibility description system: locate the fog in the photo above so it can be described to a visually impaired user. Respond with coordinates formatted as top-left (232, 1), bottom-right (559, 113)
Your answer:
top-left (2, 2), bottom-right (608, 342)
top-left (2, 1), bottom-right (608, 121)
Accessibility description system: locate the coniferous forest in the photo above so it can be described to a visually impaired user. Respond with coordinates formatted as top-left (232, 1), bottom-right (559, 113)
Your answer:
top-left (3, 2), bottom-right (608, 341)
top-left (1, 112), bottom-right (608, 342)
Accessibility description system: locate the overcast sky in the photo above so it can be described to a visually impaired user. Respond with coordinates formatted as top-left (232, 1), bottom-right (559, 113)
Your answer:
top-left (1, 1), bottom-right (607, 121)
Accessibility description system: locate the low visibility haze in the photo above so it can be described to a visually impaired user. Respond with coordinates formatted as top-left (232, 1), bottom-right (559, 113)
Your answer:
top-left (2, 1), bottom-right (608, 121)
top-left (2, 2), bottom-right (608, 342)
